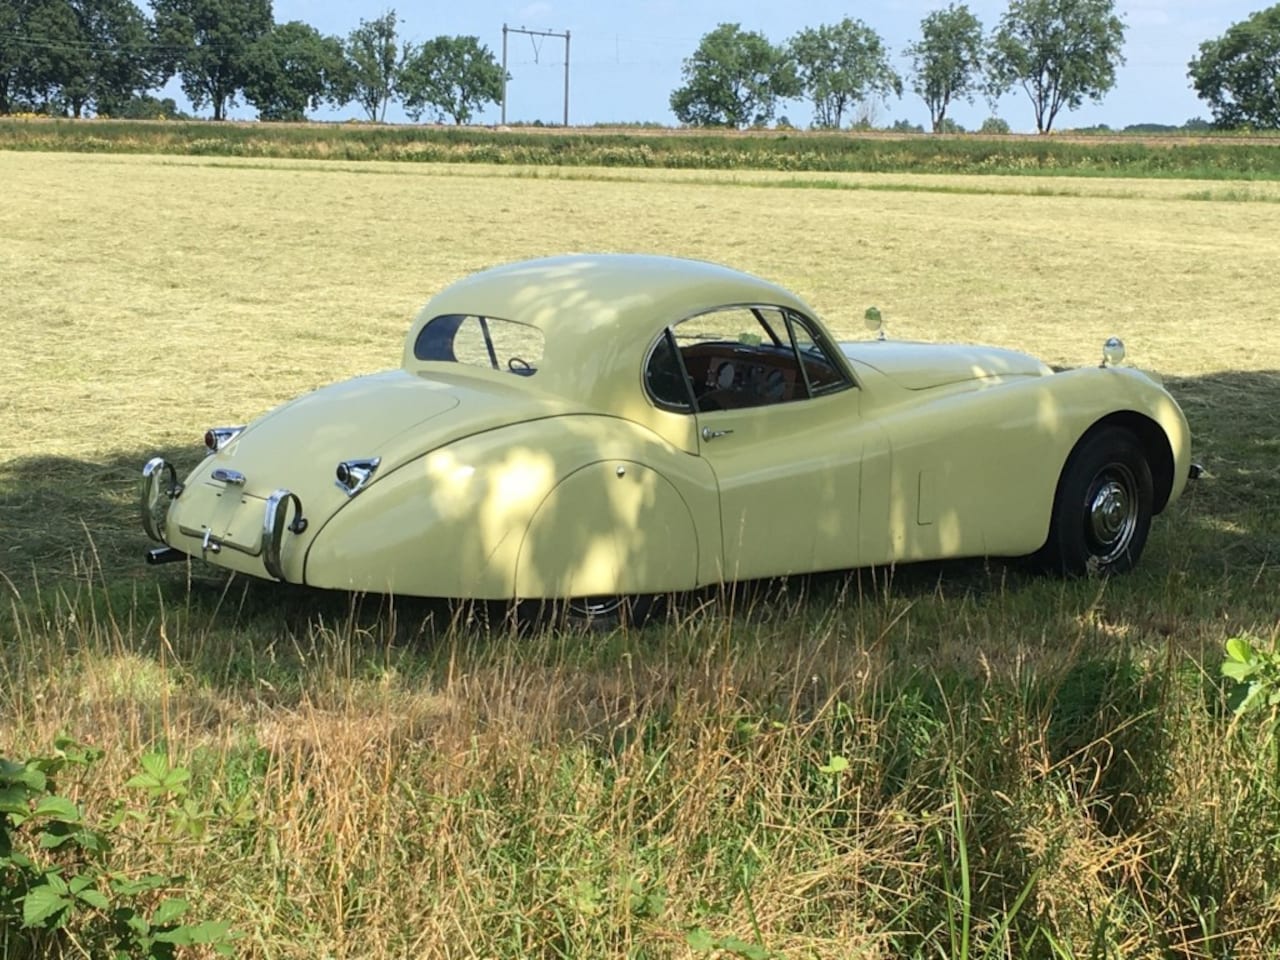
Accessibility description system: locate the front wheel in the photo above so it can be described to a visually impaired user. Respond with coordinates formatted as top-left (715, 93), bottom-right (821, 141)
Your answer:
top-left (1040, 427), bottom-right (1154, 576)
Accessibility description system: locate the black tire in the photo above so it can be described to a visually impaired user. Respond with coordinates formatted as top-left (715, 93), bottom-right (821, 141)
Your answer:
top-left (1040, 427), bottom-right (1154, 576)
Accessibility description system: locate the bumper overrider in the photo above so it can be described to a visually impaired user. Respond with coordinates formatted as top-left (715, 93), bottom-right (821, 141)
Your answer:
top-left (139, 457), bottom-right (309, 582)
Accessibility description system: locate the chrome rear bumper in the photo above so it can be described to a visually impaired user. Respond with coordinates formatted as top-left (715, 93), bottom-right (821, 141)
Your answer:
top-left (140, 457), bottom-right (183, 543)
top-left (261, 489), bottom-right (308, 581)
top-left (140, 459), bottom-right (309, 583)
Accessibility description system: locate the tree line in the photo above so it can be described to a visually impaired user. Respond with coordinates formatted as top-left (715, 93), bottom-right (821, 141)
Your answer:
top-left (672, 0), bottom-right (1280, 134)
top-left (0, 1), bottom-right (504, 123)
top-left (1, 0), bottom-right (1278, 131)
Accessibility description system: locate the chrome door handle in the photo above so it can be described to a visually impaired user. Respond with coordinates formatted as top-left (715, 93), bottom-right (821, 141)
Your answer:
top-left (701, 427), bottom-right (734, 441)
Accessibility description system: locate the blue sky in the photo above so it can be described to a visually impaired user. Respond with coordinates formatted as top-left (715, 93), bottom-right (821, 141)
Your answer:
top-left (195, 1), bottom-right (1262, 130)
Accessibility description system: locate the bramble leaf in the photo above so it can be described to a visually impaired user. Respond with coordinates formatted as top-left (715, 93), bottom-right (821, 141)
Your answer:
top-left (33, 796), bottom-right (81, 822)
top-left (22, 884), bottom-right (72, 928)
top-left (151, 898), bottom-right (190, 927)
top-left (687, 928), bottom-right (716, 951)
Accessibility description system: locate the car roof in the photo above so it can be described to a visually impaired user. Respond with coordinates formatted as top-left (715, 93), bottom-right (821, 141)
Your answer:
top-left (410, 254), bottom-right (812, 341)
top-left (401, 254), bottom-right (826, 429)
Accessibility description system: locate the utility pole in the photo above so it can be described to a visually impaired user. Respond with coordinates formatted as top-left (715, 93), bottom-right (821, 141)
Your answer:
top-left (500, 23), bottom-right (571, 126)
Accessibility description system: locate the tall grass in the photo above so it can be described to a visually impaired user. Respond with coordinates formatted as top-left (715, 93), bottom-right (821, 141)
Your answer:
top-left (6, 118), bottom-right (1280, 179)
top-left (4, 570), bottom-right (1280, 958)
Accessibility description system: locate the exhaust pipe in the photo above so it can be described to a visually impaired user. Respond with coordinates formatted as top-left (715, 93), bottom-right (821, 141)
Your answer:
top-left (146, 547), bottom-right (186, 566)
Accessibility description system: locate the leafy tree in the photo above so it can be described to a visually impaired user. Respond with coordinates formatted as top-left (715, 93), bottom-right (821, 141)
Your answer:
top-left (152, 0), bottom-right (273, 120)
top-left (4, 0), bottom-right (79, 111)
top-left (344, 8), bottom-right (410, 122)
top-left (988, 0), bottom-right (1126, 134)
top-left (979, 115), bottom-right (1011, 134)
top-left (789, 18), bottom-right (900, 129)
top-left (669, 23), bottom-right (799, 128)
top-left (243, 20), bottom-right (346, 121)
top-left (907, 4), bottom-right (985, 133)
top-left (401, 35), bottom-right (503, 125)
top-left (889, 118), bottom-right (925, 133)
top-left (0, 2), bottom-right (17, 112)
top-left (1188, 5), bottom-right (1280, 129)
top-left (61, 0), bottom-right (155, 117)
top-left (109, 92), bottom-right (188, 118)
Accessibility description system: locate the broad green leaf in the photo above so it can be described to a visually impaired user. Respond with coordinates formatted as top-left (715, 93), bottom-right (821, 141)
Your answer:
top-left (155, 920), bottom-right (232, 945)
top-left (1225, 636), bottom-right (1255, 664)
top-left (110, 873), bottom-right (169, 896)
top-left (151, 898), bottom-right (190, 927)
top-left (12, 766), bottom-right (46, 792)
top-left (40, 831), bottom-right (77, 849)
top-left (123, 773), bottom-right (161, 790)
top-left (75, 888), bottom-right (110, 911)
top-left (819, 754), bottom-right (849, 774)
top-left (77, 828), bottom-right (110, 855)
top-left (686, 928), bottom-right (716, 951)
top-left (45, 872), bottom-right (70, 895)
top-left (0, 784), bottom-right (31, 814)
top-left (718, 935), bottom-right (771, 959)
top-left (1221, 660), bottom-right (1257, 682)
top-left (33, 796), bottom-right (81, 822)
top-left (0, 758), bottom-right (26, 779)
top-left (22, 885), bottom-right (71, 928)
top-left (1227, 681), bottom-right (1264, 716)
top-left (140, 753), bottom-right (170, 780)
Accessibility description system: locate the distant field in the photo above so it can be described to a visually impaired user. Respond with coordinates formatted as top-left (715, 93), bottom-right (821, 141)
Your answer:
top-left (6, 117), bottom-right (1280, 179)
top-left (2, 152), bottom-right (1279, 958)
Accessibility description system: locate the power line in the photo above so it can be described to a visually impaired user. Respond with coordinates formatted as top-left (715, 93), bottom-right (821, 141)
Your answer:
top-left (501, 23), bottom-right (569, 126)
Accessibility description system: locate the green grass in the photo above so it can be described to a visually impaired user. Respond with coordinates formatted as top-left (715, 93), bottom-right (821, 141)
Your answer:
top-left (1, 152), bottom-right (1279, 958)
top-left (6, 116), bottom-right (1280, 179)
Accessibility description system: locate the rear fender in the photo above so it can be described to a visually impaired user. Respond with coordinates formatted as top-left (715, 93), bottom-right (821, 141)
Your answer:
top-left (303, 416), bottom-right (718, 599)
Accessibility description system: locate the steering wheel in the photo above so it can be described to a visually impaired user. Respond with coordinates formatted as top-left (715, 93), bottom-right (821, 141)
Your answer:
top-left (507, 356), bottom-right (534, 375)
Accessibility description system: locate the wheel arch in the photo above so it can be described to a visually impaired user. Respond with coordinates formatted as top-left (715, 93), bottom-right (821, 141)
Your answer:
top-left (1076, 411), bottom-right (1176, 515)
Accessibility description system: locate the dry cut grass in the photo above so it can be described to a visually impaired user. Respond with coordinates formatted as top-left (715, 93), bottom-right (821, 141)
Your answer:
top-left (1, 151), bottom-right (1279, 958)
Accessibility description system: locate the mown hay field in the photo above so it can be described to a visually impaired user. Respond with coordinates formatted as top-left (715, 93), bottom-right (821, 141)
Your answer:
top-left (1, 151), bottom-right (1279, 958)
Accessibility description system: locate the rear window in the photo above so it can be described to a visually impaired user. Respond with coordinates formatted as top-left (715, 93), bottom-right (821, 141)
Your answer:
top-left (413, 314), bottom-right (544, 376)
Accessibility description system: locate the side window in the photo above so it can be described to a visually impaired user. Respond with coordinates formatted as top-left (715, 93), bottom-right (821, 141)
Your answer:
top-left (643, 306), bottom-right (853, 414)
top-left (667, 307), bottom-right (802, 412)
top-left (414, 315), bottom-right (544, 375)
top-left (645, 330), bottom-right (694, 412)
top-left (786, 312), bottom-right (852, 395)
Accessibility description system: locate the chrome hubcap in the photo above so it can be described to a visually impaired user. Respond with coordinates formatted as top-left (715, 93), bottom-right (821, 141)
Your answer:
top-left (1086, 465), bottom-right (1138, 563)
top-left (568, 596), bottom-right (627, 619)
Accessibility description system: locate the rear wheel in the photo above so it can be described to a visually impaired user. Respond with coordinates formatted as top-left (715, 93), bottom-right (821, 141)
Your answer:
top-left (565, 594), bottom-right (660, 630)
top-left (1041, 427), bottom-right (1154, 576)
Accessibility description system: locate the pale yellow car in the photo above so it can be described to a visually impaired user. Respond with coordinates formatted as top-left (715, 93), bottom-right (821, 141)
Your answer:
top-left (141, 254), bottom-right (1194, 621)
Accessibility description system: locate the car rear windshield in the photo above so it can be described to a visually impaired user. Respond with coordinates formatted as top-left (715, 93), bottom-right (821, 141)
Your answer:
top-left (413, 314), bottom-right (545, 376)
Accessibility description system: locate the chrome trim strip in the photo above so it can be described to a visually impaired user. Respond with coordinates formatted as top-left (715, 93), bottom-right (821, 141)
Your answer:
top-left (178, 524), bottom-right (262, 558)
top-left (140, 457), bottom-right (183, 543)
top-left (261, 489), bottom-right (308, 582)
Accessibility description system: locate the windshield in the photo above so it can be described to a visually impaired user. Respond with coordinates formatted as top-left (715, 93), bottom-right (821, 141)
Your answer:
top-left (413, 314), bottom-right (545, 376)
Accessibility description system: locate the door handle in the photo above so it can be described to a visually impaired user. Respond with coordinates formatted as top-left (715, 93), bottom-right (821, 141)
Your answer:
top-left (701, 427), bottom-right (734, 441)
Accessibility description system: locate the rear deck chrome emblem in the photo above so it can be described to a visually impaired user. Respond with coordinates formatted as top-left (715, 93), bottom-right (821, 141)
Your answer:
top-left (211, 468), bottom-right (246, 486)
